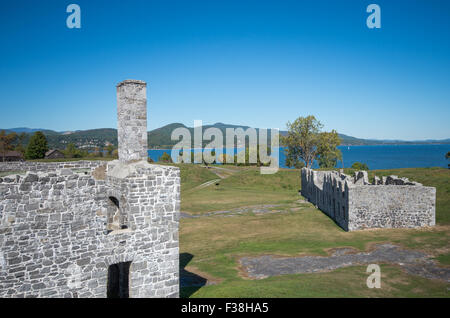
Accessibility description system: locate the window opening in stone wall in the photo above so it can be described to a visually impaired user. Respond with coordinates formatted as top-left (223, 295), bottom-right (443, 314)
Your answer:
top-left (107, 261), bottom-right (131, 298)
top-left (107, 196), bottom-right (128, 234)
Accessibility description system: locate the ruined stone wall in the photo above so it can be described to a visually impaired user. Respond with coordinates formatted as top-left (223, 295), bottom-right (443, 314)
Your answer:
top-left (348, 185), bottom-right (436, 231)
top-left (301, 169), bottom-right (350, 231)
top-left (301, 168), bottom-right (435, 231)
top-left (0, 160), bottom-right (108, 173)
top-left (0, 162), bottom-right (180, 298)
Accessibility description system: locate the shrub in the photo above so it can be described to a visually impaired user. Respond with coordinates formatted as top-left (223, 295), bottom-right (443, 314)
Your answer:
top-left (159, 152), bottom-right (173, 163)
top-left (351, 162), bottom-right (369, 170)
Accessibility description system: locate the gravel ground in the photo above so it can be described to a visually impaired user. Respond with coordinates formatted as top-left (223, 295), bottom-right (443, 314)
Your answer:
top-left (240, 244), bottom-right (450, 282)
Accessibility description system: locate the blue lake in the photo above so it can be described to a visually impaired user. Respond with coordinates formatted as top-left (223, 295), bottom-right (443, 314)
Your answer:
top-left (148, 144), bottom-right (450, 170)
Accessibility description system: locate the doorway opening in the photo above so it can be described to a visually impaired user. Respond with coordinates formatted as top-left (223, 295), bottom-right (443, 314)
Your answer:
top-left (107, 261), bottom-right (131, 298)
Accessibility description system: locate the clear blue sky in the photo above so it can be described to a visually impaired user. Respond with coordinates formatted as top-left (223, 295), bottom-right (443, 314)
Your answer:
top-left (1, 0), bottom-right (449, 140)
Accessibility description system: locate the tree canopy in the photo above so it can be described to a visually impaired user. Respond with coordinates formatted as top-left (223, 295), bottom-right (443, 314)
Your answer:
top-left (62, 143), bottom-right (88, 158)
top-left (159, 152), bottom-right (173, 163)
top-left (351, 162), bottom-right (369, 170)
top-left (25, 131), bottom-right (49, 159)
top-left (0, 130), bottom-right (18, 161)
top-left (316, 130), bottom-right (342, 169)
top-left (282, 115), bottom-right (342, 169)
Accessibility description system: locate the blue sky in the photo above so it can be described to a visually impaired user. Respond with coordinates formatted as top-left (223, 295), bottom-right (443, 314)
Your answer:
top-left (1, 0), bottom-right (449, 140)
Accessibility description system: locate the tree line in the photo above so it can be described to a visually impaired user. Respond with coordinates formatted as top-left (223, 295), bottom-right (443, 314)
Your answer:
top-left (0, 130), bottom-right (118, 161)
top-left (154, 115), bottom-right (371, 170)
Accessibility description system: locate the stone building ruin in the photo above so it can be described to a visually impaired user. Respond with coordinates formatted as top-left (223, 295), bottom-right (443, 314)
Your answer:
top-left (301, 168), bottom-right (435, 231)
top-left (0, 80), bottom-right (180, 298)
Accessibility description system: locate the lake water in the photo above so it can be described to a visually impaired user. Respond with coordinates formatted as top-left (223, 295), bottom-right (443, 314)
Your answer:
top-left (148, 144), bottom-right (450, 170)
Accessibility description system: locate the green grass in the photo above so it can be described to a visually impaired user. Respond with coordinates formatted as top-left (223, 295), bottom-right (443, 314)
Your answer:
top-left (180, 207), bottom-right (450, 298)
top-left (435, 253), bottom-right (450, 266)
top-left (178, 165), bottom-right (450, 297)
top-left (177, 164), bottom-right (219, 192)
top-left (183, 265), bottom-right (448, 298)
top-left (181, 167), bottom-right (300, 214)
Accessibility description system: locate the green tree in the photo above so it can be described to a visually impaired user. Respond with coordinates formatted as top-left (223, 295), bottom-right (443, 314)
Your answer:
top-left (105, 144), bottom-right (115, 157)
top-left (25, 131), bottom-right (48, 159)
top-left (446, 151), bottom-right (450, 160)
top-left (285, 156), bottom-right (305, 169)
top-left (351, 162), bottom-right (369, 170)
top-left (64, 143), bottom-right (77, 158)
top-left (317, 130), bottom-right (342, 168)
top-left (14, 132), bottom-right (27, 156)
top-left (0, 130), bottom-right (18, 161)
top-left (282, 115), bottom-right (330, 168)
top-left (89, 147), bottom-right (103, 158)
top-left (159, 152), bottom-right (173, 163)
top-left (63, 143), bottom-right (87, 158)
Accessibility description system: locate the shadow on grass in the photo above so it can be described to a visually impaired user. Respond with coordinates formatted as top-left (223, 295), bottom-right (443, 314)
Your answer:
top-left (180, 253), bottom-right (208, 298)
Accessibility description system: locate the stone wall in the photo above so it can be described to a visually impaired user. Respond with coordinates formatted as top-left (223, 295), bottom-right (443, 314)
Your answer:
top-left (348, 185), bottom-right (436, 230)
top-left (301, 168), bottom-right (435, 231)
top-left (1, 79), bottom-right (181, 298)
top-left (301, 169), bottom-right (350, 230)
top-left (0, 161), bottom-right (180, 298)
top-left (0, 160), bottom-right (108, 173)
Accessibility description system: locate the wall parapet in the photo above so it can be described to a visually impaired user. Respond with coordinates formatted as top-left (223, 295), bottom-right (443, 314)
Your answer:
top-left (0, 160), bottom-right (109, 173)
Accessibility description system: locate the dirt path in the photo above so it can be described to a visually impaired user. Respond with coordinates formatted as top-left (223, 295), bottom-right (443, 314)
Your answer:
top-left (240, 244), bottom-right (450, 282)
top-left (187, 165), bottom-right (239, 192)
top-left (194, 179), bottom-right (222, 189)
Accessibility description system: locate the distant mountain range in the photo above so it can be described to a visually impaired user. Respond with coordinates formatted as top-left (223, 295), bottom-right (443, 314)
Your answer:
top-left (2, 123), bottom-right (449, 149)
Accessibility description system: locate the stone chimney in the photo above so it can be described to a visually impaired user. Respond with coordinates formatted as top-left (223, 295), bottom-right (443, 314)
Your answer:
top-left (116, 80), bottom-right (148, 162)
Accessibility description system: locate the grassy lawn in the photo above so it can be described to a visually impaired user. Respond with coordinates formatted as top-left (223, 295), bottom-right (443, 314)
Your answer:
top-left (181, 167), bottom-right (300, 214)
top-left (177, 164), bottom-right (450, 297)
top-left (182, 265), bottom-right (448, 298)
top-left (178, 164), bottom-right (219, 192)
